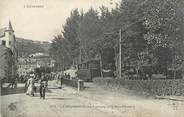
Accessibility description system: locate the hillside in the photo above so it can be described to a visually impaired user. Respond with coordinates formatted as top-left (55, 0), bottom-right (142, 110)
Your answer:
top-left (16, 37), bottom-right (51, 57)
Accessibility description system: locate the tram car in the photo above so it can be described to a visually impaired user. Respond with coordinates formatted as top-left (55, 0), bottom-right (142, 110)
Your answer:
top-left (77, 59), bottom-right (101, 82)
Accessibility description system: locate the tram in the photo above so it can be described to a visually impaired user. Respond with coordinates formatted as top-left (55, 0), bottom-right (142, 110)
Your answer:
top-left (77, 59), bottom-right (101, 81)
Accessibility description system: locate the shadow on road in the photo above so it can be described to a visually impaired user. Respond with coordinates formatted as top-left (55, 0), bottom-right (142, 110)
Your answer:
top-left (84, 86), bottom-right (90, 89)
top-left (46, 97), bottom-right (72, 100)
top-left (1, 86), bottom-right (52, 96)
top-left (1, 87), bottom-right (25, 96)
top-left (48, 87), bottom-right (60, 89)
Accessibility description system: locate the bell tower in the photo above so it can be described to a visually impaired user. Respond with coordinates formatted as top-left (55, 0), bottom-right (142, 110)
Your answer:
top-left (4, 20), bottom-right (16, 53)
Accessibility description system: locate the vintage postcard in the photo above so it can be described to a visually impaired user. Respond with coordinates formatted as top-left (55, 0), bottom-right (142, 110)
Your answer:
top-left (1, 0), bottom-right (184, 117)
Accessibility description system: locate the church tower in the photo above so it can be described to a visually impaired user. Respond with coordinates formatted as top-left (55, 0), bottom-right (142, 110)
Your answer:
top-left (0, 20), bottom-right (17, 83)
top-left (4, 20), bottom-right (16, 53)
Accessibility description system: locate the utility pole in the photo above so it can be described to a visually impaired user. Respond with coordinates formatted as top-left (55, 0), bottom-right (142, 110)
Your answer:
top-left (79, 46), bottom-right (82, 64)
top-left (119, 29), bottom-right (122, 79)
top-left (62, 56), bottom-right (65, 74)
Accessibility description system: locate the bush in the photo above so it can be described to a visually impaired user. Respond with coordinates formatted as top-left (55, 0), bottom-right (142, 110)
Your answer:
top-left (93, 77), bottom-right (184, 96)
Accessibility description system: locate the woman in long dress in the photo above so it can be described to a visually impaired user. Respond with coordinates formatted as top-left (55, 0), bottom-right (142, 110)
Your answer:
top-left (26, 74), bottom-right (35, 96)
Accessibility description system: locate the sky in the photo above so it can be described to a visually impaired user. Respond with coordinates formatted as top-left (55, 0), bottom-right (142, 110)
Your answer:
top-left (0, 0), bottom-right (120, 42)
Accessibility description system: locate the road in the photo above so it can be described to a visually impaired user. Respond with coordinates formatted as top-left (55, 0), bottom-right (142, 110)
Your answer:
top-left (1, 81), bottom-right (184, 117)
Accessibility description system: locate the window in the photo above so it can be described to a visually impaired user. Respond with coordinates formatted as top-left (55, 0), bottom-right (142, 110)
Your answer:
top-left (9, 41), bottom-right (11, 45)
top-left (2, 40), bottom-right (6, 46)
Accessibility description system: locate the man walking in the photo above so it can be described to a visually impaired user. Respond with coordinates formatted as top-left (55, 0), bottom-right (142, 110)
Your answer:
top-left (39, 74), bottom-right (48, 99)
top-left (60, 74), bottom-right (63, 89)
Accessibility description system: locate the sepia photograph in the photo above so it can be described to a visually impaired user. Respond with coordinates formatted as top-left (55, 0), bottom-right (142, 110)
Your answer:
top-left (0, 0), bottom-right (184, 117)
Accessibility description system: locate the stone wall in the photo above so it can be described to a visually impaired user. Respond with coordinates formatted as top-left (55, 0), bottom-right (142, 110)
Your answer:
top-left (93, 77), bottom-right (184, 96)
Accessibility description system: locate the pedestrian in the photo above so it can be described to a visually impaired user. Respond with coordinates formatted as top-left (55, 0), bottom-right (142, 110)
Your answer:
top-left (11, 78), bottom-right (15, 88)
top-left (67, 73), bottom-right (71, 79)
top-left (60, 74), bottom-right (63, 89)
top-left (20, 75), bottom-right (24, 83)
top-left (33, 84), bottom-right (37, 93)
top-left (11, 77), bottom-right (17, 88)
top-left (24, 75), bottom-right (28, 92)
top-left (26, 73), bottom-right (35, 96)
top-left (39, 74), bottom-right (48, 99)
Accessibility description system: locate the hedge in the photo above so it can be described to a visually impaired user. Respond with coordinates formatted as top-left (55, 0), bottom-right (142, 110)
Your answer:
top-left (93, 77), bottom-right (184, 96)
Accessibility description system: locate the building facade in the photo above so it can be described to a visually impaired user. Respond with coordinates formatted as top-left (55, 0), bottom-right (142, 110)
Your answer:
top-left (0, 21), bottom-right (17, 82)
top-left (17, 57), bottom-right (37, 76)
top-left (0, 46), bottom-right (14, 83)
top-left (17, 53), bottom-right (55, 76)
top-left (29, 53), bottom-right (55, 68)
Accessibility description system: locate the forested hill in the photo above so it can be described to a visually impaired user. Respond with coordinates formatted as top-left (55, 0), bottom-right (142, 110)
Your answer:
top-left (16, 37), bottom-right (51, 57)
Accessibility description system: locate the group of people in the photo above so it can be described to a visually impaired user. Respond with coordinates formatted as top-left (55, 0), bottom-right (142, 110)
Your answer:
top-left (25, 72), bottom-right (48, 99)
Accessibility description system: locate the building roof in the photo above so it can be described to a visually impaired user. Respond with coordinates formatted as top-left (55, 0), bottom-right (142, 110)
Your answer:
top-left (0, 45), bottom-right (13, 56)
top-left (0, 27), bottom-right (6, 38)
top-left (16, 37), bottom-right (34, 43)
top-left (0, 21), bottom-right (14, 38)
top-left (8, 20), bottom-right (13, 31)
top-left (79, 58), bottom-right (100, 64)
top-left (18, 57), bottom-right (37, 65)
top-left (29, 53), bottom-right (50, 58)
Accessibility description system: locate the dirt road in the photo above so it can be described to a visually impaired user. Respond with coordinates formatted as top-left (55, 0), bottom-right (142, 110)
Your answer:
top-left (1, 81), bottom-right (184, 117)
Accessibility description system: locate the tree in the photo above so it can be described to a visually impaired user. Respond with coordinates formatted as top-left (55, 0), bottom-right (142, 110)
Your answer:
top-left (142, 0), bottom-right (184, 75)
top-left (49, 35), bottom-right (72, 70)
top-left (50, 0), bottom-right (184, 79)
top-left (79, 8), bottom-right (102, 58)
top-left (62, 9), bottom-right (81, 61)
